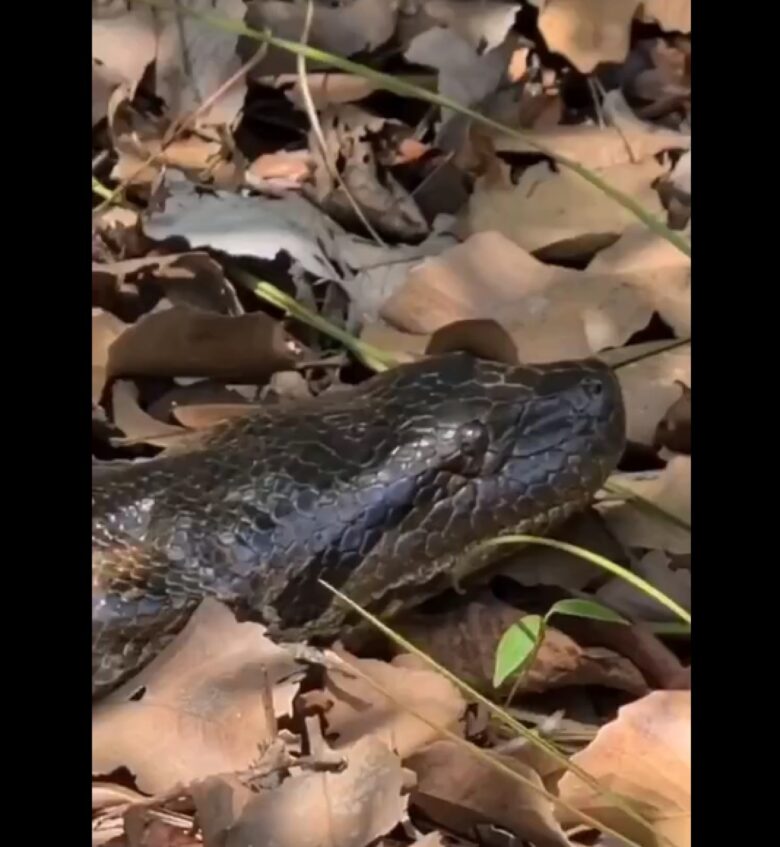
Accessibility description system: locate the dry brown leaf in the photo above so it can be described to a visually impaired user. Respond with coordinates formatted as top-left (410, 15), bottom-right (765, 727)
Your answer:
top-left (616, 343), bottom-right (691, 446)
top-left (653, 382), bottom-right (690, 454)
top-left (193, 735), bottom-right (407, 847)
top-left (461, 158), bottom-right (667, 260)
top-left (398, 597), bottom-right (648, 698)
top-left (93, 252), bottom-right (243, 318)
top-left (538, 0), bottom-right (639, 73)
top-left (93, 598), bottom-right (302, 794)
top-left (111, 380), bottom-right (190, 448)
top-left (557, 691), bottom-right (690, 847)
top-left (638, 0), bottom-right (691, 33)
top-left (93, 309), bottom-right (129, 404)
top-left (379, 231), bottom-right (659, 362)
top-left (246, 151), bottom-right (314, 189)
top-left (406, 740), bottom-right (572, 846)
top-left (319, 650), bottom-right (466, 760)
top-left (108, 307), bottom-right (303, 382)
top-left (599, 456), bottom-right (691, 554)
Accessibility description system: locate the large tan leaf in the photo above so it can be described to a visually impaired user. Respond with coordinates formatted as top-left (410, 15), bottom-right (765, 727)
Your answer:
top-left (320, 650), bottom-right (466, 760)
top-left (557, 691), bottom-right (691, 847)
top-left (599, 456), bottom-right (691, 554)
top-left (407, 740), bottom-right (573, 846)
top-left (192, 735), bottom-right (407, 847)
top-left (92, 309), bottom-right (128, 404)
top-left (92, 599), bottom-right (303, 794)
top-left (638, 0), bottom-right (691, 33)
top-left (461, 159), bottom-right (667, 260)
top-left (378, 231), bottom-right (657, 362)
top-left (538, 0), bottom-right (640, 72)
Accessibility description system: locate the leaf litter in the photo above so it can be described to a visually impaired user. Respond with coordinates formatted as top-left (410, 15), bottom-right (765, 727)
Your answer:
top-left (93, 3), bottom-right (691, 846)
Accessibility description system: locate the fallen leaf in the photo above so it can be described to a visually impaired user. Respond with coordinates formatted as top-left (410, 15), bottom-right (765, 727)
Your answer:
top-left (193, 735), bottom-right (407, 847)
top-left (653, 382), bottom-right (690, 454)
top-left (155, 0), bottom-right (247, 129)
top-left (421, 0), bottom-right (522, 52)
top-left (107, 306), bottom-right (303, 382)
top-left (398, 597), bottom-right (648, 698)
top-left (246, 150), bottom-right (314, 189)
top-left (538, 0), bottom-right (639, 73)
top-left (245, 0), bottom-right (398, 75)
top-left (273, 73), bottom-right (381, 109)
top-left (379, 231), bottom-right (659, 361)
top-left (172, 402), bottom-right (258, 430)
top-left (93, 598), bottom-right (303, 794)
top-left (615, 343), bottom-right (691, 446)
top-left (111, 380), bottom-right (190, 447)
top-left (308, 105), bottom-right (429, 241)
top-left (93, 309), bottom-right (129, 403)
top-left (557, 691), bottom-right (691, 847)
top-left (461, 158), bottom-right (667, 260)
top-left (92, 4), bottom-right (157, 125)
top-left (93, 252), bottom-right (244, 319)
top-left (406, 739), bottom-right (572, 846)
top-left (596, 549), bottom-right (690, 623)
top-left (598, 456), bottom-right (691, 554)
top-left (638, 0), bottom-right (691, 33)
top-left (319, 650), bottom-right (466, 760)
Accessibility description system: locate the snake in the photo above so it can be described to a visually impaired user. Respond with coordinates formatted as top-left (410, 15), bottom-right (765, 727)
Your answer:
top-left (92, 352), bottom-right (626, 698)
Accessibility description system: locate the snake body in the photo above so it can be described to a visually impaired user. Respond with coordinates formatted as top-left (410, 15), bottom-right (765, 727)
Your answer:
top-left (92, 353), bottom-right (625, 697)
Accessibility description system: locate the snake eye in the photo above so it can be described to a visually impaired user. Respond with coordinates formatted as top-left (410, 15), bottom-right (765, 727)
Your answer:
top-left (456, 420), bottom-right (489, 456)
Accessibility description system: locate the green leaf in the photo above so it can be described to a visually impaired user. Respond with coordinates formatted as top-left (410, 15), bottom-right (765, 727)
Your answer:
top-left (545, 598), bottom-right (630, 626)
top-left (493, 615), bottom-right (544, 688)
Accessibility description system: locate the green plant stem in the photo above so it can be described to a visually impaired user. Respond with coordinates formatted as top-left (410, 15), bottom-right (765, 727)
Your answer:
top-left (139, 0), bottom-right (691, 258)
top-left (480, 535), bottom-right (691, 624)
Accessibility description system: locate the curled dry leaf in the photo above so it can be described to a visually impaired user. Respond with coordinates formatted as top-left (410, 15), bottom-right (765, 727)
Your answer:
top-left (557, 691), bottom-right (691, 847)
top-left (398, 597), bottom-right (648, 698)
top-left (172, 402), bottom-right (258, 430)
top-left (246, 150), bottom-right (314, 191)
top-left (379, 231), bottom-right (662, 362)
top-left (93, 598), bottom-right (303, 794)
top-left (107, 306), bottom-right (304, 382)
top-left (653, 381), bottom-right (690, 454)
top-left (319, 650), bottom-right (466, 760)
top-left (273, 73), bottom-right (381, 109)
top-left (461, 158), bottom-right (667, 261)
top-left (93, 309), bottom-right (128, 403)
top-left (406, 739), bottom-right (573, 847)
top-left (598, 456), bottom-right (691, 555)
top-left (192, 735), bottom-right (407, 847)
top-left (538, 0), bottom-right (639, 73)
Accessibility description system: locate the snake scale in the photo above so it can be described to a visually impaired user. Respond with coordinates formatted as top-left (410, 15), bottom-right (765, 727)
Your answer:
top-left (92, 352), bottom-right (626, 697)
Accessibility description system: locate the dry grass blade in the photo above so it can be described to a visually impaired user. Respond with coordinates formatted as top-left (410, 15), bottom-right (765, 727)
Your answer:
top-left (319, 582), bottom-right (678, 847)
top-left (137, 0), bottom-right (690, 257)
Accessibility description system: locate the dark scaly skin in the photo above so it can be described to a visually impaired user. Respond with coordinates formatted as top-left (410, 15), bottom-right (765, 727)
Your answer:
top-left (92, 353), bottom-right (625, 697)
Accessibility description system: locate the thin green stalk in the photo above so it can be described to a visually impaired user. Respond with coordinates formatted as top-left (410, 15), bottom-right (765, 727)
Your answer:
top-left (139, 0), bottom-right (691, 258)
top-left (230, 267), bottom-right (398, 371)
top-left (319, 580), bottom-right (678, 847)
top-left (479, 535), bottom-right (691, 624)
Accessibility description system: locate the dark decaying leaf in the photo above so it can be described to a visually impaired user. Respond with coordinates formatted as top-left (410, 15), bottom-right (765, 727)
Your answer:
top-left (396, 595), bottom-right (648, 698)
top-left (406, 740), bottom-right (572, 847)
top-left (108, 307), bottom-right (305, 382)
top-left (93, 309), bottom-right (129, 404)
top-left (93, 252), bottom-right (243, 320)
